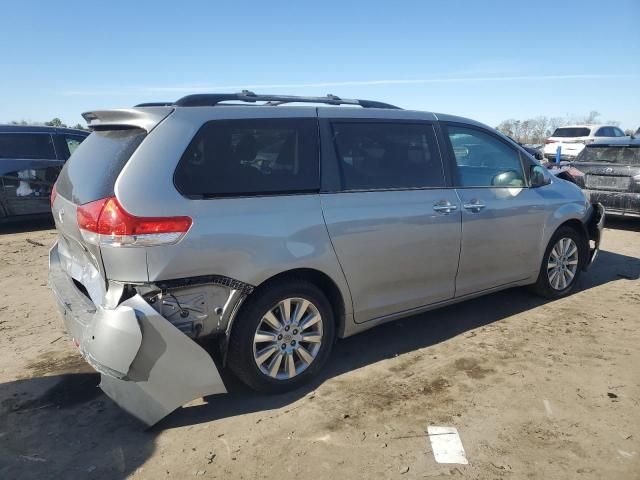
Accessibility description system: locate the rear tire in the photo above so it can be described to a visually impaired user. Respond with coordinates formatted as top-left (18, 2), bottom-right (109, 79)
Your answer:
top-left (531, 226), bottom-right (586, 299)
top-left (227, 278), bottom-right (335, 393)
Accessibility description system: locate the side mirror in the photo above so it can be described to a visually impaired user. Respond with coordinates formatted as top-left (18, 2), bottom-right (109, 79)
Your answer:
top-left (491, 169), bottom-right (525, 187)
top-left (535, 151), bottom-right (544, 161)
top-left (530, 165), bottom-right (551, 187)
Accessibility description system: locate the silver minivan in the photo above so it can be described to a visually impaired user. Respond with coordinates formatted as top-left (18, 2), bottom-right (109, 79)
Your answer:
top-left (48, 92), bottom-right (604, 425)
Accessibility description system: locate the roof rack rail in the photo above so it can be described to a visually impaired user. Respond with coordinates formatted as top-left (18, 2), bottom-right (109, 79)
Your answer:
top-left (134, 91), bottom-right (401, 109)
top-left (134, 102), bottom-right (174, 107)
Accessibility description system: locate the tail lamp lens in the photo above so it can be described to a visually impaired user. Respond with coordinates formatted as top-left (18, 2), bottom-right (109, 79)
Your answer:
top-left (76, 197), bottom-right (192, 247)
top-left (50, 183), bottom-right (58, 208)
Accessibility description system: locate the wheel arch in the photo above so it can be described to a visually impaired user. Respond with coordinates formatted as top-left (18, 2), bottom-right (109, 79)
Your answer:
top-left (224, 268), bottom-right (348, 355)
top-left (549, 218), bottom-right (590, 270)
top-left (252, 268), bottom-right (347, 338)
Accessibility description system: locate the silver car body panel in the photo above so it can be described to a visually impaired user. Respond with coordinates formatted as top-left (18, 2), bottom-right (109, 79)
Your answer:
top-left (48, 103), bottom-right (604, 425)
top-left (331, 184), bottom-right (592, 336)
top-left (49, 245), bottom-right (139, 378)
top-left (454, 181), bottom-right (590, 297)
top-left (52, 194), bottom-right (108, 304)
top-left (321, 189), bottom-right (462, 323)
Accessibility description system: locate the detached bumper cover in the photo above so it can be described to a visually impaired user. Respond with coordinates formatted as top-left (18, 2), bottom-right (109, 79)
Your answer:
top-left (585, 202), bottom-right (605, 268)
top-left (48, 243), bottom-right (227, 426)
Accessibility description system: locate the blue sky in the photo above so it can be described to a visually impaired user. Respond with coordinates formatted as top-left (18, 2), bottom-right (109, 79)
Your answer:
top-left (1, 0), bottom-right (639, 129)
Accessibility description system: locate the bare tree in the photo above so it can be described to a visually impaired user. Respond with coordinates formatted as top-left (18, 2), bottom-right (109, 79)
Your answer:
top-left (505, 117), bottom-right (549, 144)
top-left (582, 110), bottom-right (600, 124)
top-left (531, 116), bottom-right (549, 144)
top-left (496, 119), bottom-right (516, 138)
top-left (498, 112), bottom-right (624, 142)
top-left (547, 117), bottom-right (566, 137)
top-left (520, 120), bottom-right (534, 143)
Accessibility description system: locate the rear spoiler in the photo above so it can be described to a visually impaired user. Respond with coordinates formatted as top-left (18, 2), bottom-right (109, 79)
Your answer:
top-left (82, 107), bottom-right (174, 132)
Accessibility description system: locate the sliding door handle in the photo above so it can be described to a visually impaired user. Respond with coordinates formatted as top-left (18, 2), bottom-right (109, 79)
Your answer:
top-left (463, 202), bottom-right (486, 212)
top-left (433, 203), bottom-right (458, 214)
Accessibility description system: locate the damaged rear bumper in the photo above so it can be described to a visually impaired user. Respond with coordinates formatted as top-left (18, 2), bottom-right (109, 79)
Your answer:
top-left (48, 243), bottom-right (227, 426)
top-left (585, 202), bottom-right (605, 268)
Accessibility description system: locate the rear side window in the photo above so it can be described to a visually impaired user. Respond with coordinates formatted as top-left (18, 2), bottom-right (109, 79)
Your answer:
top-left (55, 129), bottom-right (146, 204)
top-left (552, 127), bottom-right (591, 137)
top-left (0, 133), bottom-right (56, 159)
top-left (175, 118), bottom-right (319, 197)
top-left (331, 122), bottom-right (444, 190)
top-left (65, 135), bottom-right (86, 156)
top-left (56, 134), bottom-right (88, 160)
top-left (595, 127), bottom-right (612, 137)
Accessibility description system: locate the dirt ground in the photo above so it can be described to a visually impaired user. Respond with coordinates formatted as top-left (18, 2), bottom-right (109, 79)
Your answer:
top-left (0, 218), bottom-right (638, 480)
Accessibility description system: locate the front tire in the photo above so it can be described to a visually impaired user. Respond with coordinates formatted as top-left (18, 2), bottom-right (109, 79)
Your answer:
top-left (531, 226), bottom-right (586, 299)
top-left (227, 279), bottom-right (335, 393)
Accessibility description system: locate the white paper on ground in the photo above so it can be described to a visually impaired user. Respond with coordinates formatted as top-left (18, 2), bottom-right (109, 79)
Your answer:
top-left (427, 426), bottom-right (468, 464)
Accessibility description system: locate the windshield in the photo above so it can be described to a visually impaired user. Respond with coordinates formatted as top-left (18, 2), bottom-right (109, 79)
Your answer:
top-left (578, 146), bottom-right (640, 165)
top-left (552, 127), bottom-right (591, 138)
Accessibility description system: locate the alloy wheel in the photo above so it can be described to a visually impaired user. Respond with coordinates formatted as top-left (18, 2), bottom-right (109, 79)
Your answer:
top-left (547, 237), bottom-right (579, 290)
top-left (252, 297), bottom-right (323, 380)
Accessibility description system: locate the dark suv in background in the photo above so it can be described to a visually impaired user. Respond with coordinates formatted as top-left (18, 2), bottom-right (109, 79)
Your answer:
top-left (569, 137), bottom-right (640, 217)
top-left (0, 125), bottom-right (88, 221)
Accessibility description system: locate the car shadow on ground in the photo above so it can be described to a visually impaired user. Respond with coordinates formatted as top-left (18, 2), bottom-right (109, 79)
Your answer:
top-left (0, 372), bottom-right (156, 479)
top-left (1, 248), bottom-right (638, 479)
top-left (605, 216), bottom-right (640, 233)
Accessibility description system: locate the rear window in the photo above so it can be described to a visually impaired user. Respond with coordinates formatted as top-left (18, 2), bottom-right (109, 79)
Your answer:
top-left (579, 146), bottom-right (640, 165)
top-left (552, 127), bottom-right (591, 138)
top-left (174, 118), bottom-right (319, 197)
top-left (55, 128), bottom-right (146, 204)
top-left (0, 133), bottom-right (56, 159)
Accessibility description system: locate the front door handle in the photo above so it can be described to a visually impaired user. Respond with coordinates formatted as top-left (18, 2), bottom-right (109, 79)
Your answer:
top-left (463, 201), bottom-right (486, 213)
top-left (433, 202), bottom-right (458, 214)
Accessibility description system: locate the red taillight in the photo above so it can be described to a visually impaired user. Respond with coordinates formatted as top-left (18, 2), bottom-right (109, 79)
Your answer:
top-left (76, 198), bottom-right (108, 233)
top-left (50, 183), bottom-right (58, 208)
top-left (545, 139), bottom-right (557, 144)
top-left (77, 196), bottom-right (192, 247)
